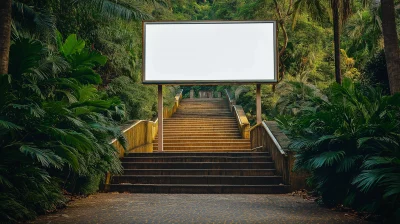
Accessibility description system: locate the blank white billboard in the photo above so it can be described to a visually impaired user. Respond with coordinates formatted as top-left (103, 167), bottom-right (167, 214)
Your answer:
top-left (143, 21), bottom-right (277, 84)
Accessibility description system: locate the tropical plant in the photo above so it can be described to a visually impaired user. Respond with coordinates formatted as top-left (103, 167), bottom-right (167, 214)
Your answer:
top-left (277, 78), bottom-right (400, 222)
top-left (274, 80), bottom-right (327, 116)
top-left (0, 33), bottom-right (126, 222)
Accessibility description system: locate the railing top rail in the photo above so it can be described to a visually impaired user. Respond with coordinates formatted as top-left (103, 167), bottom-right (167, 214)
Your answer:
top-left (249, 122), bottom-right (262, 132)
top-left (233, 105), bottom-right (249, 126)
top-left (261, 121), bottom-right (287, 156)
top-left (109, 120), bottom-right (143, 144)
top-left (224, 89), bottom-right (234, 103)
top-left (174, 89), bottom-right (183, 101)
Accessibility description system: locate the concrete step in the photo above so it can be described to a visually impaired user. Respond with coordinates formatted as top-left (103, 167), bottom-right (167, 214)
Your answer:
top-left (124, 152), bottom-right (270, 157)
top-left (108, 184), bottom-right (289, 194)
top-left (153, 139), bottom-right (250, 143)
top-left (165, 119), bottom-right (237, 123)
top-left (163, 123), bottom-right (238, 127)
top-left (178, 108), bottom-right (230, 110)
top-left (112, 175), bottom-right (283, 185)
top-left (163, 124), bottom-right (237, 127)
top-left (163, 123), bottom-right (238, 126)
top-left (153, 146), bottom-right (250, 151)
top-left (158, 133), bottom-right (241, 137)
top-left (172, 113), bottom-right (232, 116)
top-left (121, 156), bottom-right (270, 163)
top-left (122, 162), bottom-right (275, 169)
top-left (171, 117), bottom-right (234, 119)
top-left (173, 112), bottom-right (231, 115)
top-left (155, 149), bottom-right (253, 152)
top-left (162, 127), bottom-right (239, 131)
top-left (165, 117), bottom-right (236, 120)
top-left (154, 136), bottom-right (245, 140)
top-left (161, 130), bottom-right (240, 133)
top-left (152, 142), bottom-right (250, 147)
top-left (121, 169), bottom-right (276, 176)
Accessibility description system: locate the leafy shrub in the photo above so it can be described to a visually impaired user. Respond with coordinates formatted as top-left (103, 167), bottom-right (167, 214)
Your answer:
top-left (0, 33), bottom-right (126, 222)
top-left (277, 78), bottom-right (400, 222)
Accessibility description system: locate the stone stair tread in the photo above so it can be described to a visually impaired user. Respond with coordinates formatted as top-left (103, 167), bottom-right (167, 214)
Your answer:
top-left (155, 149), bottom-right (253, 152)
top-left (108, 184), bottom-right (289, 194)
top-left (122, 156), bottom-right (267, 159)
top-left (125, 152), bottom-right (269, 156)
top-left (122, 169), bottom-right (274, 171)
top-left (114, 175), bottom-right (282, 178)
top-left (122, 162), bottom-right (274, 164)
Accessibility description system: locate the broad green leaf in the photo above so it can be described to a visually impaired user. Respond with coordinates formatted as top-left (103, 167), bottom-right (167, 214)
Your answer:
top-left (61, 34), bottom-right (85, 57)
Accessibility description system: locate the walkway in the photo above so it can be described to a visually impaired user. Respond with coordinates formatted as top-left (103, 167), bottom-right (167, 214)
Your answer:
top-left (31, 193), bottom-right (368, 224)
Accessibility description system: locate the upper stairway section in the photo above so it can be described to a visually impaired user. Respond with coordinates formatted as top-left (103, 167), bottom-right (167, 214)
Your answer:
top-left (153, 98), bottom-right (251, 152)
top-left (172, 98), bottom-right (232, 118)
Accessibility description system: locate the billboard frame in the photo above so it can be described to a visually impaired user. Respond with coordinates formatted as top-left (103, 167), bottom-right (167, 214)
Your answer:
top-left (142, 20), bottom-right (279, 85)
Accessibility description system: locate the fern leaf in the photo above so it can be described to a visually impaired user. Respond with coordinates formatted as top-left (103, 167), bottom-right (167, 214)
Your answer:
top-left (19, 145), bottom-right (63, 169)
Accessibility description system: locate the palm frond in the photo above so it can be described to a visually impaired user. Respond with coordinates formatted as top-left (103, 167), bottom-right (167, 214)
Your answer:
top-left (311, 150), bottom-right (346, 168)
top-left (19, 145), bottom-right (63, 169)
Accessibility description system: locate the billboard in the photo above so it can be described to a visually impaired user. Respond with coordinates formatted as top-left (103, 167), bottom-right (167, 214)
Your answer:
top-left (142, 21), bottom-right (277, 84)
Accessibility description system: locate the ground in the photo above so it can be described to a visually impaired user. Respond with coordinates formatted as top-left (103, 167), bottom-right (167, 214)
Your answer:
top-left (30, 193), bottom-right (370, 224)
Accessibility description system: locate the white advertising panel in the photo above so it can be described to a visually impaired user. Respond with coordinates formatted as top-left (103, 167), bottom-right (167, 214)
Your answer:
top-left (143, 21), bottom-right (277, 84)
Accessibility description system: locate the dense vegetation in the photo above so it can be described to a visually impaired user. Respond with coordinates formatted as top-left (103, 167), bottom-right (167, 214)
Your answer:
top-left (277, 79), bottom-right (400, 222)
top-left (0, 0), bottom-right (399, 223)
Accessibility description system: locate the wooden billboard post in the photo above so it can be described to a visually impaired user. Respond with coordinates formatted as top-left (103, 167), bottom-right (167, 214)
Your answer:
top-left (158, 85), bottom-right (163, 152)
top-left (256, 84), bottom-right (262, 124)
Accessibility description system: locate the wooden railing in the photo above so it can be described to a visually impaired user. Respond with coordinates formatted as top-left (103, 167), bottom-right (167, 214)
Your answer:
top-left (111, 89), bottom-right (183, 157)
top-left (110, 120), bottom-right (158, 157)
top-left (224, 89), bottom-right (236, 112)
top-left (164, 89), bottom-right (183, 118)
top-left (250, 121), bottom-right (307, 191)
top-left (225, 89), bottom-right (249, 139)
top-left (105, 89), bottom-right (183, 187)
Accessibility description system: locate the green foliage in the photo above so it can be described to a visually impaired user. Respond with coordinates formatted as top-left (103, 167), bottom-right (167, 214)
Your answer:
top-left (107, 76), bottom-right (157, 120)
top-left (361, 50), bottom-right (390, 94)
top-left (274, 80), bottom-right (327, 116)
top-left (277, 78), bottom-right (400, 221)
top-left (0, 34), bottom-right (126, 222)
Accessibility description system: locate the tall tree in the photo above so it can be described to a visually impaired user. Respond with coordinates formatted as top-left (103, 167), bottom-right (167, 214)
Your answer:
top-left (293, 0), bottom-right (351, 84)
top-left (273, 0), bottom-right (292, 80)
top-left (0, 0), bottom-right (12, 74)
top-left (381, 0), bottom-right (400, 94)
top-left (332, 0), bottom-right (341, 84)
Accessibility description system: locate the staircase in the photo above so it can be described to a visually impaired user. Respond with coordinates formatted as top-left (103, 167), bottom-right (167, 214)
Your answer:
top-left (109, 98), bottom-right (289, 193)
top-left (154, 98), bottom-right (249, 151)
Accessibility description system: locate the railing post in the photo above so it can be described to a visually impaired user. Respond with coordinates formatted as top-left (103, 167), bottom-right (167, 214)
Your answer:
top-left (158, 85), bottom-right (163, 152)
top-left (256, 84), bottom-right (262, 124)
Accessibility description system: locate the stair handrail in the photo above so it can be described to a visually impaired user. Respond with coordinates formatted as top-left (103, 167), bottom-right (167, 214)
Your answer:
top-left (225, 89), bottom-right (249, 139)
top-left (249, 120), bottom-right (308, 191)
top-left (163, 89), bottom-right (184, 118)
top-left (224, 89), bottom-right (235, 112)
top-left (261, 121), bottom-right (287, 156)
top-left (175, 89), bottom-right (183, 102)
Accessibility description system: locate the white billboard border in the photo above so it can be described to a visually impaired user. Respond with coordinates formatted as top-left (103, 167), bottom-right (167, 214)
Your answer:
top-left (142, 21), bottom-right (278, 85)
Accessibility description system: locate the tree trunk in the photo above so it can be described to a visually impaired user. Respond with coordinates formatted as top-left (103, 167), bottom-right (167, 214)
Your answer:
top-left (273, 0), bottom-right (288, 80)
top-left (381, 0), bottom-right (400, 94)
top-left (332, 0), bottom-right (342, 84)
top-left (0, 0), bottom-right (12, 74)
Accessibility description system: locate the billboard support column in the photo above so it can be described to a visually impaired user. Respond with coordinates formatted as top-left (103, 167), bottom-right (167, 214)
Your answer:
top-left (256, 84), bottom-right (262, 124)
top-left (158, 85), bottom-right (163, 152)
